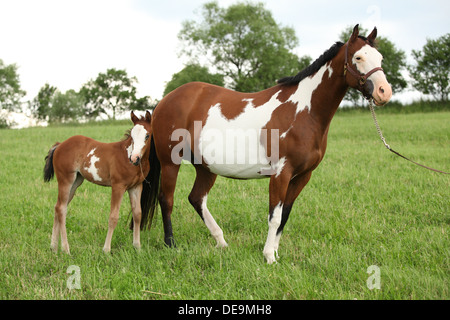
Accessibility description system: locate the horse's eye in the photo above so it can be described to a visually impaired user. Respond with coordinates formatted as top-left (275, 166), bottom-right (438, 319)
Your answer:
top-left (145, 134), bottom-right (150, 141)
top-left (355, 57), bottom-right (362, 61)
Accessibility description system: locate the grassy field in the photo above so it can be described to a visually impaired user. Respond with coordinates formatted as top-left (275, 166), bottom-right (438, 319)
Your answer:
top-left (0, 110), bottom-right (448, 300)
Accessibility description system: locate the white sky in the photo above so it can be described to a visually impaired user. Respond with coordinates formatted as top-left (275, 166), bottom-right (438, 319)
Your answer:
top-left (0, 0), bottom-right (449, 103)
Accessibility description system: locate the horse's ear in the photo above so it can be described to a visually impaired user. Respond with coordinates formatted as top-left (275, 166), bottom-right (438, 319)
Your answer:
top-left (350, 24), bottom-right (360, 42)
top-left (145, 110), bottom-right (151, 123)
top-left (367, 27), bottom-right (377, 44)
top-left (131, 111), bottom-right (139, 124)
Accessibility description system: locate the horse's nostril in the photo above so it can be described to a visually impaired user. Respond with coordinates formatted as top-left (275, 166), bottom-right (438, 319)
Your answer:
top-left (380, 87), bottom-right (385, 94)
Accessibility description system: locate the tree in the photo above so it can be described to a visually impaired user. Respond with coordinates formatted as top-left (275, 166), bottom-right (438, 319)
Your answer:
top-left (30, 83), bottom-right (57, 121)
top-left (130, 95), bottom-right (158, 111)
top-left (163, 63), bottom-right (225, 96)
top-left (80, 68), bottom-right (139, 120)
top-left (0, 59), bottom-right (26, 111)
top-left (49, 89), bottom-right (84, 123)
top-left (178, 1), bottom-right (303, 93)
top-left (31, 85), bottom-right (84, 123)
top-left (408, 34), bottom-right (450, 102)
top-left (339, 26), bottom-right (407, 105)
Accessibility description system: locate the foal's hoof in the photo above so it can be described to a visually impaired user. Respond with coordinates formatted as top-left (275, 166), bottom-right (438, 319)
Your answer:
top-left (215, 241), bottom-right (228, 249)
top-left (133, 243), bottom-right (141, 252)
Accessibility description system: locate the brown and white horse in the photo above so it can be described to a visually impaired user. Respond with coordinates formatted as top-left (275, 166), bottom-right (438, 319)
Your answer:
top-left (143, 25), bottom-right (392, 263)
top-left (44, 111), bottom-right (155, 254)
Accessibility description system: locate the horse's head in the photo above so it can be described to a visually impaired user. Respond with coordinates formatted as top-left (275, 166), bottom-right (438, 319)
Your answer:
top-left (129, 110), bottom-right (152, 166)
top-left (344, 24), bottom-right (392, 106)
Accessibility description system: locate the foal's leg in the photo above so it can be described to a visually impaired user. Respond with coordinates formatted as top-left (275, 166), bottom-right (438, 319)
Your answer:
top-left (128, 184), bottom-right (143, 250)
top-left (188, 165), bottom-right (227, 248)
top-left (103, 185), bottom-right (126, 253)
top-left (158, 163), bottom-right (180, 247)
top-left (68, 173), bottom-right (84, 204)
top-left (51, 172), bottom-right (78, 254)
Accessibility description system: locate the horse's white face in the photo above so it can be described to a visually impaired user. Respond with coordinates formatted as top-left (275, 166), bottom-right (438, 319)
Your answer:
top-left (352, 44), bottom-right (392, 105)
top-left (128, 124), bottom-right (150, 166)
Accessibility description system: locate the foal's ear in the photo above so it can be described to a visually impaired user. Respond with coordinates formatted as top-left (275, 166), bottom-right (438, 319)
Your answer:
top-left (367, 27), bottom-right (377, 45)
top-left (131, 111), bottom-right (139, 124)
top-left (350, 24), bottom-right (360, 43)
top-left (145, 110), bottom-right (152, 123)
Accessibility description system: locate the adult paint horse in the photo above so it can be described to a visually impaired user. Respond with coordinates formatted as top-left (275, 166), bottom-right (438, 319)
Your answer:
top-left (144, 25), bottom-right (392, 263)
top-left (44, 111), bottom-right (155, 254)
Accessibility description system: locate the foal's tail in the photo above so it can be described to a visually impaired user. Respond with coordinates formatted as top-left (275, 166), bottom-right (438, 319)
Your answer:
top-left (44, 143), bottom-right (60, 182)
top-left (138, 136), bottom-right (161, 230)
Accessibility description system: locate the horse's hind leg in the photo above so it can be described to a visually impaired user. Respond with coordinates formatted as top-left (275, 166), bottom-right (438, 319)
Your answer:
top-left (51, 172), bottom-right (78, 254)
top-left (188, 165), bottom-right (227, 248)
top-left (68, 173), bottom-right (84, 204)
top-left (159, 163), bottom-right (180, 247)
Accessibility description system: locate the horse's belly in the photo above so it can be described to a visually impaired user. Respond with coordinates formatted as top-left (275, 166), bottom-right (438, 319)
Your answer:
top-left (198, 127), bottom-right (273, 179)
top-left (207, 162), bottom-right (270, 179)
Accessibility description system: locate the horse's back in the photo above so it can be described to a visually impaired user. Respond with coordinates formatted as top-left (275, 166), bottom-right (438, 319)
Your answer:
top-left (53, 135), bottom-right (99, 172)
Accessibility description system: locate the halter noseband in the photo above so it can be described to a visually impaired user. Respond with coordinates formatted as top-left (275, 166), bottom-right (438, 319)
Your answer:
top-left (343, 42), bottom-right (384, 88)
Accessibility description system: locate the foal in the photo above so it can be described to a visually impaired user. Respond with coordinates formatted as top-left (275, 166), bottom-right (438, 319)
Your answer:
top-left (44, 111), bottom-right (152, 254)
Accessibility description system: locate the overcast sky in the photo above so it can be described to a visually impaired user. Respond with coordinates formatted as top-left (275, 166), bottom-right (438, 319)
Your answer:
top-left (0, 0), bottom-right (449, 103)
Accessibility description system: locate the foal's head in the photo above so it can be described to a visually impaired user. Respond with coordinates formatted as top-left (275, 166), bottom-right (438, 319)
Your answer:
top-left (129, 111), bottom-right (152, 166)
top-left (344, 24), bottom-right (392, 106)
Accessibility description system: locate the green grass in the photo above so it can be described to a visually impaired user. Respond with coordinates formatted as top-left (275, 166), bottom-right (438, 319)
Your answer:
top-left (0, 111), bottom-right (448, 300)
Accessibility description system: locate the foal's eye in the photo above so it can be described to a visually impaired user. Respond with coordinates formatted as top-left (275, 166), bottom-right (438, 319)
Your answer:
top-left (145, 134), bottom-right (150, 141)
top-left (355, 57), bottom-right (362, 61)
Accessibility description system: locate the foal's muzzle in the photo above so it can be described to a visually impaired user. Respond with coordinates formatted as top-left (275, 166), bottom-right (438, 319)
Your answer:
top-left (129, 155), bottom-right (141, 166)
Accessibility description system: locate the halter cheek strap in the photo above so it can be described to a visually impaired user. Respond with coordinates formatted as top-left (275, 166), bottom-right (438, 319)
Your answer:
top-left (344, 42), bottom-right (384, 88)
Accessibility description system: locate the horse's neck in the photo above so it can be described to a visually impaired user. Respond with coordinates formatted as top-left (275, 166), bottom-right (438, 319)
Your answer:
top-left (308, 61), bottom-right (348, 132)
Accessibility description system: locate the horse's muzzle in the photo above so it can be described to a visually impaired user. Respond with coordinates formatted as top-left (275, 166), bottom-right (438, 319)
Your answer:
top-left (129, 156), bottom-right (141, 166)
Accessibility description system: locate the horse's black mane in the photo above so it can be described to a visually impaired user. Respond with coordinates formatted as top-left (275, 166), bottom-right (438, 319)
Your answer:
top-left (277, 41), bottom-right (345, 86)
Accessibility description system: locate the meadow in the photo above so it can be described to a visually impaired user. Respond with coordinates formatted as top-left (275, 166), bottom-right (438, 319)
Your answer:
top-left (0, 110), bottom-right (448, 300)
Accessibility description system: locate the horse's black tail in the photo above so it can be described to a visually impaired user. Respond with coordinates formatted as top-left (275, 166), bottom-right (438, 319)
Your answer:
top-left (134, 136), bottom-right (161, 231)
top-left (44, 143), bottom-right (59, 182)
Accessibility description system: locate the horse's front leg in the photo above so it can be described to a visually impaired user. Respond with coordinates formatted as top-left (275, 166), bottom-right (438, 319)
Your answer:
top-left (128, 184), bottom-right (143, 250)
top-left (263, 170), bottom-right (312, 264)
top-left (263, 172), bottom-right (290, 264)
top-left (103, 185), bottom-right (126, 253)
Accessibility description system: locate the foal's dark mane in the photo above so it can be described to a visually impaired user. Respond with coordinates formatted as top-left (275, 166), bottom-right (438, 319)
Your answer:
top-left (277, 41), bottom-right (344, 86)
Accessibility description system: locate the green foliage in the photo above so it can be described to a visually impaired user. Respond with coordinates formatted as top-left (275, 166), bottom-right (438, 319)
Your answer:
top-left (30, 83), bottom-right (58, 121)
top-left (408, 34), bottom-right (450, 102)
top-left (0, 111), bottom-right (448, 299)
top-left (178, 1), bottom-right (304, 92)
top-left (0, 59), bottom-right (26, 111)
top-left (80, 68), bottom-right (141, 120)
top-left (30, 84), bottom-right (84, 124)
top-left (164, 64), bottom-right (224, 97)
top-left (0, 59), bottom-right (26, 127)
top-left (339, 25), bottom-right (407, 105)
top-left (49, 90), bottom-right (84, 123)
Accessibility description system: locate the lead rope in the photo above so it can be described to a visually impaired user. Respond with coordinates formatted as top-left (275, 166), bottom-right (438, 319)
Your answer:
top-left (368, 99), bottom-right (449, 174)
top-left (140, 162), bottom-right (151, 185)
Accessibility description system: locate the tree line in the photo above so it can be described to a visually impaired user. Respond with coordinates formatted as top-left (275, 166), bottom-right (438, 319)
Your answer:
top-left (0, 65), bottom-right (155, 127)
top-left (1, 1), bottom-right (448, 128)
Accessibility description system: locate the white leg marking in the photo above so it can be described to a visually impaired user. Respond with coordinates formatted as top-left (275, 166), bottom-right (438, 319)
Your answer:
top-left (201, 195), bottom-right (228, 248)
top-left (263, 202), bottom-right (283, 264)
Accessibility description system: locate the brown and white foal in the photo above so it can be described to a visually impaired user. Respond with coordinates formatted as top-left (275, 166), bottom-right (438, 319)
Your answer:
top-left (44, 111), bottom-right (152, 254)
